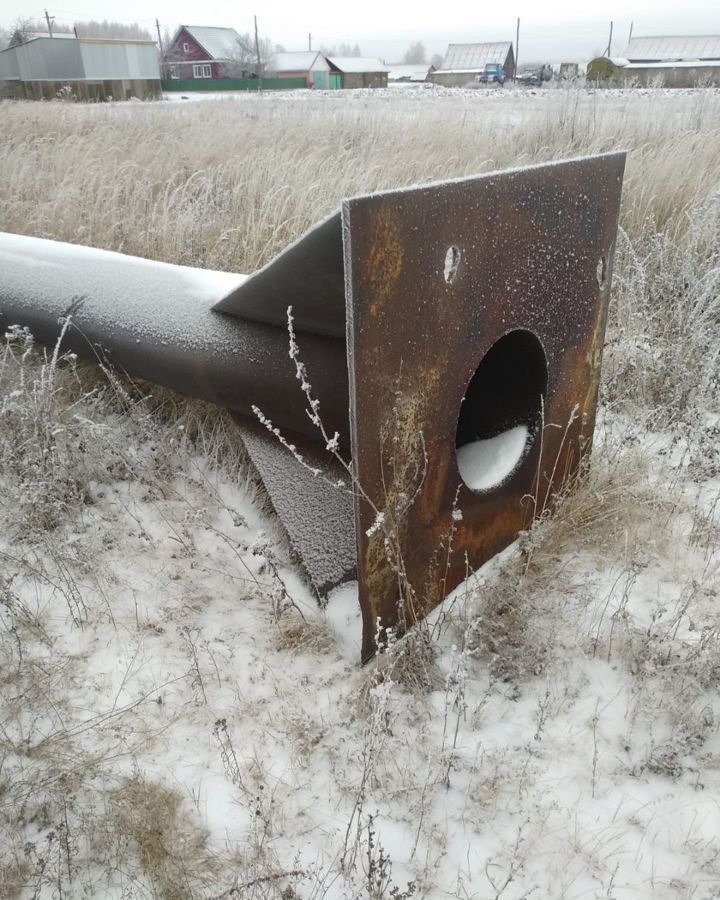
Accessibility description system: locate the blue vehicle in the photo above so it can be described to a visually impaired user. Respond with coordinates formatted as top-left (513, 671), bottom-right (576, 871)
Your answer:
top-left (475, 63), bottom-right (505, 85)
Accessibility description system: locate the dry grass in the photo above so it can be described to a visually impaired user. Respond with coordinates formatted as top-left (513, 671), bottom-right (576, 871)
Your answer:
top-left (272, 614), bottom-right (336, 653)
top-left (522, 440), bottom-right (679, 573)
top-left (1, 90), bottom-right (719, 273)
top-left (108, 774), bottom-right (219, 900)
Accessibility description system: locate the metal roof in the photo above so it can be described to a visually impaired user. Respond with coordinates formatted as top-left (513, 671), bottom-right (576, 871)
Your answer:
top-left (625, 59), bottom-right (720, 70)
top-left (327, 56), bottom-right (388, 74)
top-left (19, 32), bottom-right (76, 41)
top-left (268, 51), bottom-right (324, 72)
top-left (623, 35), bottom-right (720, 61)
top-left (388, 63), bottom-right (432, 81)
top-left (181, 25), bottom-right (243, 60)
top-left (441, 42), bottom-right (512, 70)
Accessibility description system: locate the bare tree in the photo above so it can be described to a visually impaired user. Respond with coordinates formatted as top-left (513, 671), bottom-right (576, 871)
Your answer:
top-left (403, 41), bottom-right (426, 64)
top-left (0, 26), bottom-right (11, 49)
top-left (9, 17), bottom-right (71, 47)
top-left (220, 33), bottom-right (274, 77)
top-left (430, 52), bottom-right (444, 69)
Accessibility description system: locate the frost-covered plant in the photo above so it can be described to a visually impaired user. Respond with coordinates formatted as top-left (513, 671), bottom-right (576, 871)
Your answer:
top-left (0, 324), bottom-right (102, 532)
top-left (254, 308), bottom-right (432, 644)
top-left (360, 815), bottom-right (417, 900)
top-left (603, 198), bottom-right (720, 426)
top-left (0, 325), bottom-right (223, 537)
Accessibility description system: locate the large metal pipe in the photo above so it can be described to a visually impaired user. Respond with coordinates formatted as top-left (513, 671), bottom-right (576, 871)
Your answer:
top-left (0, 233), bottom-right (350, 444)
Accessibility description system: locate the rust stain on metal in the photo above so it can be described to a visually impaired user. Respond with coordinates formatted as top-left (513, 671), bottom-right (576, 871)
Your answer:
top-left (366, 208), bottom-right (404, 313)
top-left (361, 365), bottom-right (445, 635)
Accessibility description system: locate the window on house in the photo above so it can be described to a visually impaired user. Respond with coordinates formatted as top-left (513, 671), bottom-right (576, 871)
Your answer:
top-left (193, 64), bottom-right (201, 78)
top-left (170, 65), bottom-right (178, 79)
top-left (202, 64), bottom-right (211, 78)
top-left (183, 42), bottom-right (190, 52)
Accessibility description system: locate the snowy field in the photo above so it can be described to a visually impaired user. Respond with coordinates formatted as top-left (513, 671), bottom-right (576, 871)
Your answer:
top-left (1, 88), bottom-right (720, 899)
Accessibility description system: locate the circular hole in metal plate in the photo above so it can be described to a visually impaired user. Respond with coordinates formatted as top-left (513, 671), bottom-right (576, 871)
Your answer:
top-left (455, 330), bottom-right (548, 492)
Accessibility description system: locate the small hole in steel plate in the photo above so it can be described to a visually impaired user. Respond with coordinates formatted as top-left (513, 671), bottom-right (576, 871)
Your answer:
top-left (444, 246), bottom-right (461, 284)
top-left (596, 255), bottom-right (607, 286)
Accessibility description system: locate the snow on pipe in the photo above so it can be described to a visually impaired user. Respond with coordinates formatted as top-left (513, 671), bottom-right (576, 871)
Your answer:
top-left (0, 232), bottom-right (350, 444)
top-left (0, 153), bottom-right (626, 662)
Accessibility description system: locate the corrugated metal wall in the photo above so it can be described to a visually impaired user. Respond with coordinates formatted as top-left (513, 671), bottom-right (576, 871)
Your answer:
top-left (0, 47), bottom-right (20, 80)
top-left (80, 42), bottom-right (160, 80)
top-left (0, 38), bottom-right (159, 84)
top-left (14, 38), bottom-right (84, 81)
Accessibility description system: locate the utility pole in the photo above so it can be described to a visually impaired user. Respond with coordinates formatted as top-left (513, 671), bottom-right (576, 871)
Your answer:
top-left (155, 19), bottom-right (164, 56)
top-left (254, 15), bottom-right (262, 91)
top-left (605, 20), bottom-right (613, 57)
top-left (628, 21), bottom-right (634, 45)
top-left (515, 17), bottom-right (520, 80)
top-left (308, 32), bottom-right (312, 51)
top-left (44, 9), bottom-right (55, 37)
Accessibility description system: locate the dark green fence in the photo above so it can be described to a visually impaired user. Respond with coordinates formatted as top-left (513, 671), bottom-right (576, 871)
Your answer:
top-left (161, 77), bottom-right (307, 92)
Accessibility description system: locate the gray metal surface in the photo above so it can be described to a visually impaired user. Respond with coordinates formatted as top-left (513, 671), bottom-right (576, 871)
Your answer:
top-left (624, 34), bottom-right (720, 62)
top-left (214, 213), bottom-right (346, 339)
top-left (13, 37), bottom-right (84, 81)
top-left (0, 233), bottom-right (350, 445)
top-left (441, 42), bottom-right (512, 69)
top-left (0, 37), bottom-right (159, 84)
top-left (237, 420), bottom-right (357, 596)
top-left (0, 45), bottom-right (20, 80)
top-left (79, 41), bottom-right (160, 80)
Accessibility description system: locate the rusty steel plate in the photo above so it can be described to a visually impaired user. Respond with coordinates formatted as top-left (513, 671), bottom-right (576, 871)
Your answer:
top-left (343, 153), bottom-right (625, 661)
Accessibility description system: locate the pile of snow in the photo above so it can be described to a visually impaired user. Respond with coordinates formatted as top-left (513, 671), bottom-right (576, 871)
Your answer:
top-left (456, 424), bottom-right (529, 490)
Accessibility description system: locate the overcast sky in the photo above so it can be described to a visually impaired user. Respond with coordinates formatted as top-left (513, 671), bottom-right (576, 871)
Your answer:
top-left (3, 0), bottom-right (719, 63)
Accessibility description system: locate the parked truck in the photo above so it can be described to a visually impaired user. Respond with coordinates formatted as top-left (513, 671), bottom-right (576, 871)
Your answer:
top-left (475, 63), bottom-right (505, 85)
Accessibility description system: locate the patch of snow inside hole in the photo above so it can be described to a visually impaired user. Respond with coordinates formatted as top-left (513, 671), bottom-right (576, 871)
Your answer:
top-left (456, 425), bottom-right (529, 491)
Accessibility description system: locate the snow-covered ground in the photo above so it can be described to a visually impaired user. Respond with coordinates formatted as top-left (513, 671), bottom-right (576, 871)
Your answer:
top-left (1, 87), bottom-right (719, 898)
top-left (1, 336), bottom-right (719, 899)
top-left (162, 84), bottom-right (720, 103)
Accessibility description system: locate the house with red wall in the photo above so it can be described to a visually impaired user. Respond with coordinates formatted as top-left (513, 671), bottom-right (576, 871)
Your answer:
top-left (164, 25), bottom-right (253, 81)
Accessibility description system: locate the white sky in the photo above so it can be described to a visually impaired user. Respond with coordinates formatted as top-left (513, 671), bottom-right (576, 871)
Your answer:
top-left (3, 0), bottom-right (720, 63)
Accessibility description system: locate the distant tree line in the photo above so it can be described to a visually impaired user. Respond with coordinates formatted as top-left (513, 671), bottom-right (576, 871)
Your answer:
top-left (74, 20), bottom-right (153, 40)
top-left (319, 43), bottom-right (362, 58)
top-left (3, 16), bottom-right (152, 49)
